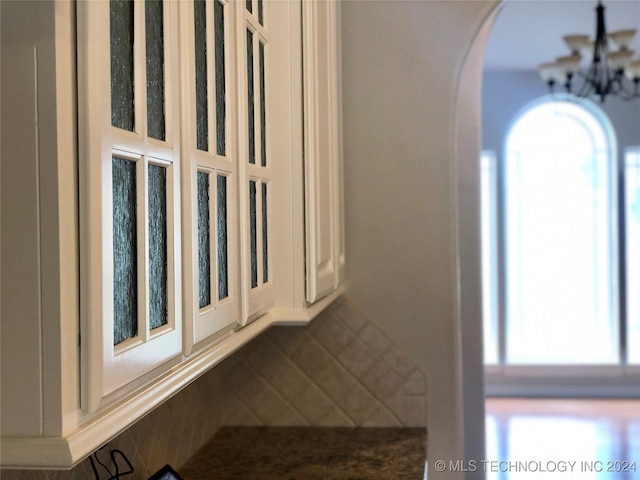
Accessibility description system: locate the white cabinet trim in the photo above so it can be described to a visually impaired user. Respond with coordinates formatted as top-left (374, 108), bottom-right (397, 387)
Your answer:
top-left (0, 287), bottom-right (343, 469)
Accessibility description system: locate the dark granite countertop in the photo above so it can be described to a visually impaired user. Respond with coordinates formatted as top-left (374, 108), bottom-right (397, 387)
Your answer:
top-left (179, 427), bottom-right (427, 480)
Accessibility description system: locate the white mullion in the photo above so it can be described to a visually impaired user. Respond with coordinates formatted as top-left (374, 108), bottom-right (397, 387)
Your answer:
top-left (206, 0), bottom-right (216, 156)
top-left (222, 0), bottom-right (237, 309)
top-left (210, 168), bottom-right (219, 308)
top-left (248, 5), bottom-right (271, 315)
top-left (138, 156), bottom-right (150, 342)
top-left (135, 0), bottom-right (146, 140)
top-left (237, 1), bottom-right (250, 322)
top-left (258, 20), bottom-right (269, 287)
top-left (223, 1), bottom-right (238, 305)
top-left (217, 169), bottom-right (233, 304)
top-left (178, 0), bottom-right (197, 353)
top-left (163, 0), bottom-right (174, 148)
top-left (245, 12), bottom-right (266, 38)
top-left (166, 160), bottom-right (177, 333)
top-left (220, 0), bottom-right (231, 164)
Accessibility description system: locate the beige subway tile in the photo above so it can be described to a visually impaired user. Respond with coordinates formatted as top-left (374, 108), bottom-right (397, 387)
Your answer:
top-left (405, 395), bottom-right (428, 427)
top-left (242, 380), bottom-right (287, 424)
top-left (223, 400), bottom-right (263, 426)
top-left (384, 388), bottom-right (408, 425)
top-left (224, 361), bottom-right (262, 401)
top-left (361, 405), bottom-right (402, 427)
top-left (358, 323), bottom-right (392, 356)
top-left (271, 405), bottom-right (309, 426)
top-left (334, 299), bottom-right (368, 333)
top-left (315, 361), bottom-right (358, 402)
top-left (383, 347), bottom-right (417, 378)
top-left (290, 384), bottom-right (335, 426)
top-left (267, 326), bottom-right (309, 356)
top-left (338, 384), bottom-right (380, 426)
top-left (311, 313), bottom-right (357, 356)
top-left (338, 337), bottom-right (378, 378)
top-left (316, 406), bottom-right (356, 427)
top-left (404, 369), bottom-right (427, 395)
top-left (361, 360), bottom-right (404, 401)
top-left (262, 358), bottom-right (310, 402)
top-left (290, 336), bottom-right (334, 379)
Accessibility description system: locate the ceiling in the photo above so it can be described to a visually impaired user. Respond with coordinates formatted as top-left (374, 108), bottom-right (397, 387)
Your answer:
top-left (483, 0), bottom-right (640, 71)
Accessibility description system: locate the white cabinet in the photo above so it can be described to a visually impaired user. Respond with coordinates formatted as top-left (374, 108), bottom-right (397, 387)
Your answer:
top-left (1, 0), bottom-right (343, 469)
top-left (303, 0), bottom-right (345, 304)
top-left (79, 0), bottom-right (184, 413)
top-left (178, 0), bottom-right (242, 354)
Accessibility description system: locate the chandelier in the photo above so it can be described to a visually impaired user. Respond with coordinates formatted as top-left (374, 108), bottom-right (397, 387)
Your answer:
top-left (538, 0), bottom-right (640, 103)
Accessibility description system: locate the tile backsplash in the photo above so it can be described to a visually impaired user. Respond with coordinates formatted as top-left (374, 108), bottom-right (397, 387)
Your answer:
top-left (225, 297), bottom-right (427, 428)
top-left (1, 297), bottom-right (426, 480)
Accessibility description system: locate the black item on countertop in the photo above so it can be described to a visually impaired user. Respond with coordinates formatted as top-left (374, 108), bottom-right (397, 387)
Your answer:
top-left (148, 464), bottom-right (184, 480)
top-left (90, 446), bottom-right (134, 479)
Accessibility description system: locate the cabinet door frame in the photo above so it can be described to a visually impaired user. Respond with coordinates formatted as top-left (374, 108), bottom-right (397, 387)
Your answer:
top-left (237, 0), bottom-right (284, 324)
top-left (302, 0), bottom-right (344, 304)
top-left (79, 0), bottom-right (183, 412)
top-left (180, 0), bottom-right (241, 355)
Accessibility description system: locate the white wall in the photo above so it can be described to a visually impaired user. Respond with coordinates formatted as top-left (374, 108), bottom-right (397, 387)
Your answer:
top-left (341, 1), bottom-right (499, 478)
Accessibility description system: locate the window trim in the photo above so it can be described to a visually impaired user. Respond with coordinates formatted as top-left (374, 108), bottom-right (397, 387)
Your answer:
top-left (482, 96), bottom-right (640, 397)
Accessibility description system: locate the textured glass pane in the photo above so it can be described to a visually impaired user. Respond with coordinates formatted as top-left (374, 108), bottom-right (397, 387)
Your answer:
top-left (148, 164), bottom-right (168, 329)
top-left (259, 42), bottom-right (266, 167)
top-left (217, 175), bottom-right (228, 299)
top-left (250, 180), bottom-right (257, 288)
top-left (258, 0), bottom-right (263, 25)
top-left (198, 172), bottom-right (211, 308)
top-left (262, 182), bottom-right (268, 283)
top-left (113, 157), bottom-right (138, 345)
top-left (247, 29), bottom-right (255, 165)
top-left (215, 0), bottom-right (226, 156)
top-left (111, 0), bottom-right (135, 131)
top-left (246, 0), bottom-right (252, 13)
top-left (146, 0), bottom-right (166, 141)
top-left (194, 0), bottom-right (209, 151)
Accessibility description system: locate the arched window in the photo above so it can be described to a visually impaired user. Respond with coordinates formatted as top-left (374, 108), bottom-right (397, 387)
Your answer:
top-left (503, 98), bottom-right (616, 364)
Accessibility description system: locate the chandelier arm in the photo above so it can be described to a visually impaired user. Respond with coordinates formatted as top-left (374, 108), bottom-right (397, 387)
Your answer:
top-left (616, 79), bottom-right (640, 101)
top-left (573, 65), bottom-right (598, 99)
top-left (541, 0), bottom-right (638, 103)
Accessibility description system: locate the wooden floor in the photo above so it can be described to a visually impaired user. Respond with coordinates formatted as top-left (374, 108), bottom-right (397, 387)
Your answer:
top-left (484, 398), bottom-right (640, 479)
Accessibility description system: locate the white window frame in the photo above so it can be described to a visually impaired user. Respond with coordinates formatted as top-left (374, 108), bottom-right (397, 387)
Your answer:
top-left (482, 97), bottom-right (640, 397)
top-left (624, 146), bottom-right (640, 365)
